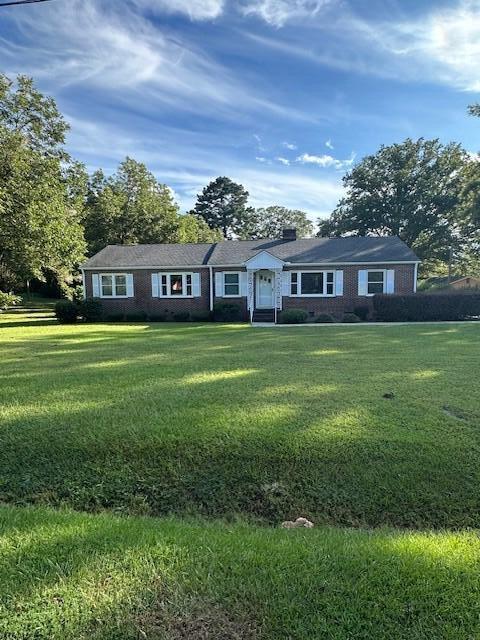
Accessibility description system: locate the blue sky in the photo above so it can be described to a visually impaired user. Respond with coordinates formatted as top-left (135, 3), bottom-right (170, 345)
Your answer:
top-left (1, 0), bottom-right (479, 220)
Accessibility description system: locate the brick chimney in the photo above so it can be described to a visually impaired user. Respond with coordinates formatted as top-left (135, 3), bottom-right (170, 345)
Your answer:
top-left (282, 227), bottom-right (297, 241)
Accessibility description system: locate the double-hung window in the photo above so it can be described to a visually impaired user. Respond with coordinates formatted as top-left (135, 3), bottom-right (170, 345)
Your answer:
top-left (223, 272), bottom-right (240, 296)
top-left (367, 270), bottom-right (385, 295)
top-left (291, 271), bottom-right (335, 296)
top-left (160, 273), bottom-right (193, 297)
top-left (100, 274), bottom-right (128, 297)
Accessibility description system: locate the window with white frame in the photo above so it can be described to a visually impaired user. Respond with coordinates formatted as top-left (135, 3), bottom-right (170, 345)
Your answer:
top-left (223, 272), bottom-right (240, 296)
top-left (367, 270), bottom-right (385, 295)
top-left (291, 271), bottom-right (335, 296)
top-left (160, 273), bottom-right (193, 297)
top-left (101, 274), bottom-right (128, 297)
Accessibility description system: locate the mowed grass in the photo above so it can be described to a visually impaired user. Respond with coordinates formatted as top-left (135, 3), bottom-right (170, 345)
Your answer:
top-left (2, 505), bottom-right (480, 640)
top-left (1, 311), bottom-right (480, 528)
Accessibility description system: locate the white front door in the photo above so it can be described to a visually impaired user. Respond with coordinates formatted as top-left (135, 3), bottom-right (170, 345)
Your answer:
top-left (256, 270), bottom-right (275, 308)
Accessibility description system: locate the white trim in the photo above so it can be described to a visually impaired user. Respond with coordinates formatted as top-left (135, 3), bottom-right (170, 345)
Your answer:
top-left (289, 270), bottom-right (337, 297)
top-left (222, 271), bottom-right (242, 297)
top-left (243, 250), bottom-right (286, 270)
top-left (364, 269), bottom-right (387, 296)
top-left (99, 273), bottom-right (132, 299)
top-left (414, 263), bottom-right (418, 293)
top-left (82, 260), bottom-right (421, 270)
top-left (157, 272), bottom-right (195, 298)
top-left (209, 266), bottom-right (214, 311)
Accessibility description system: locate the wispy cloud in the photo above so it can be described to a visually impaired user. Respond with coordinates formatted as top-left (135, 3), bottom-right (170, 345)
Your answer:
top-left (296, 152), bottom-right (355, 169)
top-left (325, 139), bottom-right (334, 149)
top-left (282, 141), bottom-right (297, 150)
top-left (132, 0), bottom-right (224, 20)
top-left (276, 157), bottom-right (291, 165)
top-left (239, 0), bottom-right (334, 27)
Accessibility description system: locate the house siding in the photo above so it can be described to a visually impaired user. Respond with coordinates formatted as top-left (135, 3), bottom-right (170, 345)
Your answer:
top-left (84, 263), bottom-right (416, 320)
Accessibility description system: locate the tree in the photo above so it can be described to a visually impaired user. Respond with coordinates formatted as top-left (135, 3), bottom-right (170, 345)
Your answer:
top-left (239, 205), bottom-right (314, 239)
top-left (191, 176), bottom-right (249, 239)
top-left (468, 104), bottom-right (480, 117)
top-left (83, 158), bottom-right (180, 255)
top-left (0, 74), bottom-right (86, 291)
top-left (175, 214), bottom-right (223, 243)
top-left (318, 138), bottom-right (469, 266)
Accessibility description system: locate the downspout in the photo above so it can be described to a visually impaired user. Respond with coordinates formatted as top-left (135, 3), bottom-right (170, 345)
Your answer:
top-left (414, 262), bottom-right (419, 293)
top-left (81, 268), bottom-right (86, 300)
top-left (209, 266), bottom-right (214, 312)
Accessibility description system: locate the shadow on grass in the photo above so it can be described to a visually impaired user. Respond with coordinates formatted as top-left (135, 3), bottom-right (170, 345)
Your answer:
top-left (2, 506), bottom-right (480, 639)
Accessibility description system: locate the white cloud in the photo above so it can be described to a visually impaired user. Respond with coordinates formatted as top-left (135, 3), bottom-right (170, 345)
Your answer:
top-left (282, 141), bottom-right (297, 150)
top-left (240, 0), bottom-right (334, 27)
top-left (276, 157), bottom-right (290, 165)
top-left (132, 0), bottom-right (224, 20)
top-left (255, 156), bottom-right (268, 162)
top-left (296, 152), bottom-right (355, 169)
top-left (325, 139), bottom-right (334, 149)
top-left (386, 0), bottom-right (480, 92)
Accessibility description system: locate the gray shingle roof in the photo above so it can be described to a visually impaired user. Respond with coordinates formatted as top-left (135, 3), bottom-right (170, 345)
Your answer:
top-left (208, 236), bottom-right (418, 265)
top-left (82, 236), bottom-right (419, 269)
top-left (82, 243), bottom-right (215, 268)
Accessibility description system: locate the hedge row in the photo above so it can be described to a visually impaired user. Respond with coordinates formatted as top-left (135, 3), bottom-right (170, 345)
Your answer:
top-left (374, 293), bottom-right (480, 322)
top-left (55, 299), bottom-right (243, 324)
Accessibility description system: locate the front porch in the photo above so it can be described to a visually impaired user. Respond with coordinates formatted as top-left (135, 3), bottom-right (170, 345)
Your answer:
top-left (245, 251), bottom-right (287, 324)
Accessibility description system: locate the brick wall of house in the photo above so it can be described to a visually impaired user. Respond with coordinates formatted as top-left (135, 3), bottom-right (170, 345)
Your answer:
top-left (84, 268), bottom-right (210, 316)
top-left (282, 263), bottom-right (416, 319)
top-left (84, 263), bottom-right (416, 320)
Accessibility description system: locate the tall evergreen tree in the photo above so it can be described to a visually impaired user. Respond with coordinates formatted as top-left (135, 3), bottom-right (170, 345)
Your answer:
top-left (191, 176), bottom-right (249, 239)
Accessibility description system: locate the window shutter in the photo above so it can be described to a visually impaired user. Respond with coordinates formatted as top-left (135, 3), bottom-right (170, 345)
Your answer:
top-left (240, 272), bottom-right (248, 296)
top-left (282, 271), bottom-right (291, 296)
top-left (358, 270), bottom-right (368, 296)
top-left (192, 273), bottom-right (201, 297)
top-left (126, 274), bottom-right (134, 297)
top-left (92, 273), bottom-right (100, 297)
top-left (386, 269), bottom-right (395, 294)
top-left (335, 270), bottom-right (344, 296)
top-left (215, 271), bottom-right (224, 297)
top-left (151, 273), bottom-right (159, 298)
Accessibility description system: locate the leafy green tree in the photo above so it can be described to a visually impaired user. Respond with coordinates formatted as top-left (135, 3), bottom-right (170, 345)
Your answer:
top-left (239, 205), bottom-right (314, 239)
top-left (83, 158), bottom-right (180, 255)
top-left (175, 214), bottom-right (223, 243)
top-left (0, 74), bottom-right (86, 291)
top-left (318, 138), bottom-right (469, 266)
top-left (191, 176), bottom-right (249, 239)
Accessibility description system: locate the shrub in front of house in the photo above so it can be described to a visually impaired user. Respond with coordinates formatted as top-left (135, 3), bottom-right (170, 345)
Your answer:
top-left (279, 309), bottom-right (308, 324)
top-left (124, 311), bottom-right (148, 322)
top-left (213, 302), bottom-right (242, 322)
top-left (104, 312), bottom-right (125, 322)
top-left (55, 300), bottom-right (79, 324)
top-left (173, 311), bottom-right (190, 322)
top-left (342, 312), bottom-right (361, 323)
top-left (354, 305), bottom-right (370, 322)
top-left (148, 313), bottom-right (167, 322)
top-left (314, 313), bottom-right (335, 323)
top-left (79, 297), bottom-right (103, 322)
top-left (374, 293), bottom-right (480, 322)
top-left (190, 310), bottom-right (213, 322)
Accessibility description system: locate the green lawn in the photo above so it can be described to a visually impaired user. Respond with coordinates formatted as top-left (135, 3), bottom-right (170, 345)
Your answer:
top-left (2, 505), bottom-right (480, 640)
top-left (1, 311), bottom-right (480, 638)
top-left (1, 311), bottom-right (480, 528)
